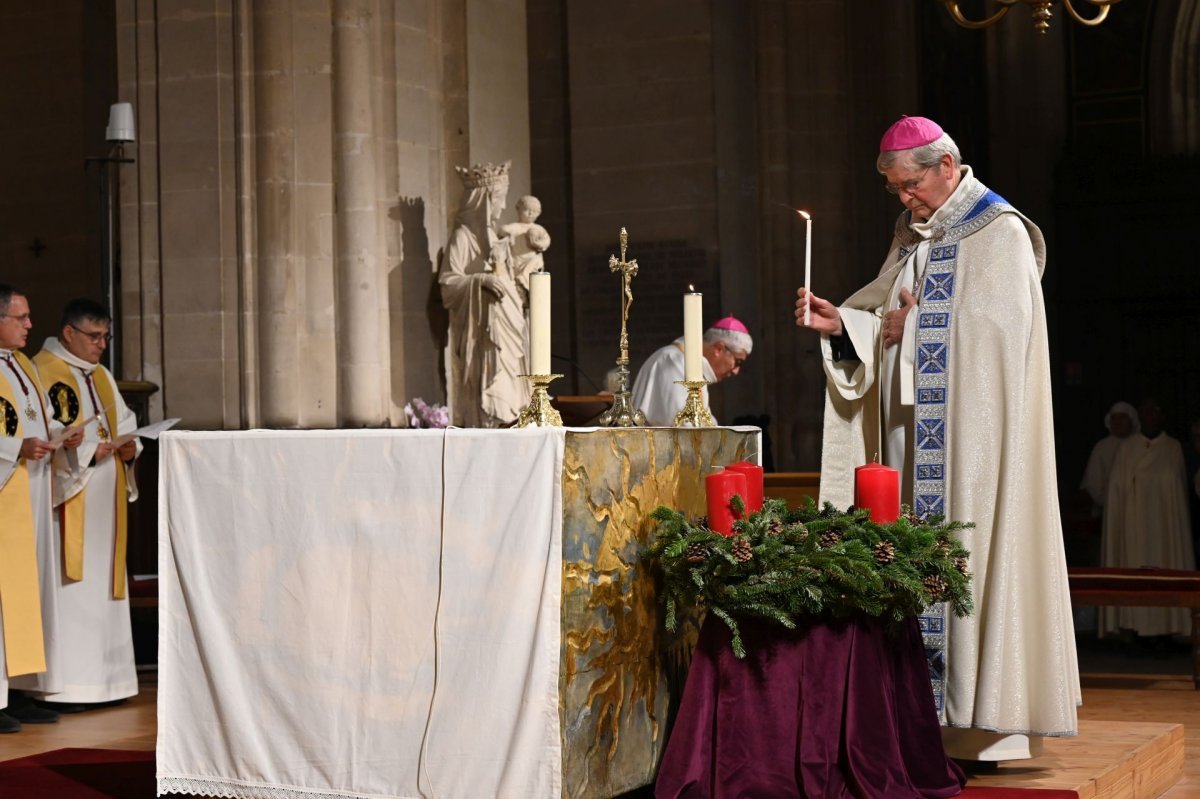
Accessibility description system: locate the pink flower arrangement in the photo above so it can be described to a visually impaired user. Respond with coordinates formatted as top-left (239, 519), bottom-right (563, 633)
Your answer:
top-left (403, 397), bottom-right (450, 429)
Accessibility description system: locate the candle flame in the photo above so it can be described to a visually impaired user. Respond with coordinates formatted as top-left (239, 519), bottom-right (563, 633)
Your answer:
top-left (688, 284), bottom-right (696, 292)
top-left (796, 210), bottom-right (812, 220)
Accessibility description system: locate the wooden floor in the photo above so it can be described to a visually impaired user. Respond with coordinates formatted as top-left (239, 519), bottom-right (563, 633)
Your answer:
top-left (1, 673), bottom-right (1198, 797)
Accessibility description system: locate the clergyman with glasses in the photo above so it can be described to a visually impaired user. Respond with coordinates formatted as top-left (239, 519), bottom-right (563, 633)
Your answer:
top-left (32, 297), bottom-right (140, 712)
top-left (631, 315), bottom-right (752, 427)
top-left (793, 116), bottom-right (1080, 764)
top-left (0, 284), bottom-right (84, 732)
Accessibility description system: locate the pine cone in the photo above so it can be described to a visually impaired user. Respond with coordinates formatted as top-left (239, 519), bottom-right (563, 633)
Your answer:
top-left (923, 574), bottom-right (948, 601)
top-left (902, 511), bottom-right (924, 526)
top-left (695, 515), bottom-right (709, 530)
top-left (731, 536), bottom-right (753, 563)
top-left (686, 542), bottom-right (708, 564)
top-left (873, 540), bottom-right (896, 565)
top-left (953, 555), bottom-right (969, 575)
top-left (935, 538), bottom-right (952, 555)
top-left (818, 528), bottom-right (842, 548)
top-left (767, 518), bottom-right (785, 536)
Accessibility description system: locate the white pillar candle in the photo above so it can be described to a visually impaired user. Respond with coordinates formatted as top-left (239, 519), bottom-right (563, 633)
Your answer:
top-left (530, 272), bottom-right (551, 374)
top-left (684, 289), bottom-right (703, 382)
top-left (798, 210), bottom-right (812, 326)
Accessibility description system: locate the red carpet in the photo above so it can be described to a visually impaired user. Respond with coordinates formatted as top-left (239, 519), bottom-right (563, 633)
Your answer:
top-left (0, 748), bottom-right (154, 799)
top-left (963, 788), bottom-right (1080, 798)
top-left (0, 748), bottom-right (1081, 798)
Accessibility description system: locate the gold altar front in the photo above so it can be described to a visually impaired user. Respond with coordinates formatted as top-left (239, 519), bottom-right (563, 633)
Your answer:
top-left (559, 427), bottom-right (758, 798)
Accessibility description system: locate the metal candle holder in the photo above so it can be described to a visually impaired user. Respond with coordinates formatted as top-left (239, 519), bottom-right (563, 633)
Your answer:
top-left (516, 374), bottom-right (564, 427)
top-left (598, 227), bottom-right (646, 427)
top-left (672, 380), bottom-right (715, 427)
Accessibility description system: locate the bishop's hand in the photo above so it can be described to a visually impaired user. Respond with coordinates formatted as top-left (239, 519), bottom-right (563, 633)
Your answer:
top-left (882, 287), bottom-right (917, 349)
top-left (795, 287), bottom-right (843, 336)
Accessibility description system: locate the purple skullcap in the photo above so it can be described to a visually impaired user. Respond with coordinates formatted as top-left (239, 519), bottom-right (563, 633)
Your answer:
top-left (709, 316), bottom-right (749, 334)
top-left (880, 115), bottom-right (944, 152)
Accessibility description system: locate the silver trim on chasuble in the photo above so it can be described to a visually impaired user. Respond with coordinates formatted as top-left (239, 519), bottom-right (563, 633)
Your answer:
top-left (913, 182), bottom-right (1016, 720)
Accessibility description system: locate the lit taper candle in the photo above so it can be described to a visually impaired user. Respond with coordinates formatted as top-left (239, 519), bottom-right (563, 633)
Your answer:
top-left (798, 210), bottom-right (812, 325)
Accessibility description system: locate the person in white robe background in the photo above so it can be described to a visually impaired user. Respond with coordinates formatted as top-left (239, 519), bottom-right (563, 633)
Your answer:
top-left (34, 298), bottom-right (140, 709)
top-left (1081, 401), bottom-right (1139, 511)
top-left (631, 316), bottom-right (752, 426)
top-left (0, 285), bottom-right (80, 732)
top-left (1100, 398), bottom-right (1195, 638)
top-left (794, 116), bottom-right (1080, 762)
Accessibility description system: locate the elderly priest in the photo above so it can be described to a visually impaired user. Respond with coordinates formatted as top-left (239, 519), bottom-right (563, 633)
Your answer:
top-left (631, 316), bottom-right (752, 426)
top-left (795, 116), bottom-right (1079, 762)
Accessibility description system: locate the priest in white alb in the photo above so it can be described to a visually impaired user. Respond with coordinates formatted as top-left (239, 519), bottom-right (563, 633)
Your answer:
top-left (631, 316), bottom-right (752, 426)
top-left (0, 285), bottom-right (77, 731)
top-left (795, 117), bottom-right (1080, 762)
top-left (34, 298), bottom-right (140, 708)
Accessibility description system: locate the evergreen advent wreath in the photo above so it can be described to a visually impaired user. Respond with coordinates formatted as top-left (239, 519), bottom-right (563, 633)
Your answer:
top-left (643, 497), bottom-right (974, 657)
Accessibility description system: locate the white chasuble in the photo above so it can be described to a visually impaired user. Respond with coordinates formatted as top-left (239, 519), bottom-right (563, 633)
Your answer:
top-left (36, 338), bottom-right (139, 703)
top-left (1100, 433), bottom-right (1195, 636)
top-left (0, 349), bottom-right (61, 700)
top-left (631, 339), bottom-right (718, 427)
top-left (818, 167), bottom-right (1080, 758)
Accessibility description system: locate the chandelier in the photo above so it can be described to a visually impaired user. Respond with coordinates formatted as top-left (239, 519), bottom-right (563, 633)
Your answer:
top-left (940, 0), bottom-right (1122, 33)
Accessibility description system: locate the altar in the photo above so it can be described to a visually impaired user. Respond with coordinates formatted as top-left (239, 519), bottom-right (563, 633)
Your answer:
top-left (155, 426), bottom-right (758, 799)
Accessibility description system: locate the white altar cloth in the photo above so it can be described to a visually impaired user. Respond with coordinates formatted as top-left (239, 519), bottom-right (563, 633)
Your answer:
top-left (157, 428), bottom-right (566, 799)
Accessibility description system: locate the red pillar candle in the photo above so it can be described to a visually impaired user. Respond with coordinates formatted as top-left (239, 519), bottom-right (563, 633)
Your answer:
top-left (705, 469), bottom-right (747, 536)
top-left (854, 462), bottom-right (900, 524)
top-left (724, 461), bottom-right (764, 513)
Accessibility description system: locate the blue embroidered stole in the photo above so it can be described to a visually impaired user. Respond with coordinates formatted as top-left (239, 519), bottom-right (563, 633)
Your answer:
top-left (908, 182), bottom-right (1015, 720)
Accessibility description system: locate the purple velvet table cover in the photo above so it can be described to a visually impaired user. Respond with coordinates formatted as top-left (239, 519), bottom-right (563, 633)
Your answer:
top-left (655, 616), bottom-right (965, 799)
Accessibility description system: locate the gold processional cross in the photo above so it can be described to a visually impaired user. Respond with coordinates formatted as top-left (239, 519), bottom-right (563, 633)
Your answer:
top-left (598, 228), bottom-right (646, 427)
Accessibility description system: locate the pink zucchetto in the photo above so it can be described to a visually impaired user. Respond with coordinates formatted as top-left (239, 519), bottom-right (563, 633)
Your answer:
top-left (879, 115), bottom-right (944, 153)
top-left (707, 315), bottom-right (753, 355)
top-left (710, 315), bottom-right (749, 334)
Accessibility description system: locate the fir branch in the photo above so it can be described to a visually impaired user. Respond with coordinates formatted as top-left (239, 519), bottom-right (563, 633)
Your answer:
top-left (643, 499), bottom-right (975, 657)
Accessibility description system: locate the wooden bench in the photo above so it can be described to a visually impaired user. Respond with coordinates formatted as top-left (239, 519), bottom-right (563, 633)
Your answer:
top-left (764, 471), bottom-right (821, 509)
top-left (1067, 567), bottom-right (1200, 689)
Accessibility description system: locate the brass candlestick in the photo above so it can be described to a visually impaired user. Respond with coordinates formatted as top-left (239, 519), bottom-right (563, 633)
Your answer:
top-left (516, 374), bottom-right (564, 427)
top-left (673, 380), bottom-right (715, 427)
top-left (598, 227), bottom-right (646, 427)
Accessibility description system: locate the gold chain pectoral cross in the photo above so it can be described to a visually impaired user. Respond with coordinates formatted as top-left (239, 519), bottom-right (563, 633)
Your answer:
top-left (598, 227), bottom-right (646, 427)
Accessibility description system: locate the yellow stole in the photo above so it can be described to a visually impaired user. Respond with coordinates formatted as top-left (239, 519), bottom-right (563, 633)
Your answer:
top-left (0, 352), bottom-right (48, 676)
top-left (32, 352), bottom-right (129, 600)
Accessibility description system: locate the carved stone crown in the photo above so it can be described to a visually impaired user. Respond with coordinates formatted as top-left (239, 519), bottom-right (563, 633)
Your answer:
top-left (456, 160), bottom-right (511, 189)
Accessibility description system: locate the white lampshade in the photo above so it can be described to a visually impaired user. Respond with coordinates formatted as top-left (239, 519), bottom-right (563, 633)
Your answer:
top-left (105, 102), bottom-right (135, 143)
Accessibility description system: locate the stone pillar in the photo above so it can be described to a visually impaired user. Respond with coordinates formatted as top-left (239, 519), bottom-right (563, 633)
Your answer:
top-left (333, 0), bottom-right (385, 425)
top-left (253, 0), bottom-right (303, 426)
top-left (251, 0), bottom-right (337, 428)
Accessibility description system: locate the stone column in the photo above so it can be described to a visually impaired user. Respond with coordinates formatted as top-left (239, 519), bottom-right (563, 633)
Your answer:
top-left (333, 0), bottom-right (385, 425)
top-left (253, 0), bottom-right (302, 426)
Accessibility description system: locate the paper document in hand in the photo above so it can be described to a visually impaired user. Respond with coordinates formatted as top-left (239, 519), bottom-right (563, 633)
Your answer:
top-left (111, 417), bottom-right (181, 448)
top-left (47, 409), bottom-right (108, 449)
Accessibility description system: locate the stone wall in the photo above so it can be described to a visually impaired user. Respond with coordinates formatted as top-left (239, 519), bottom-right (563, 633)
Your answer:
top-left (114, 0), bottom-right (530, 428)
top-left (0, 2), bottom-right (114, 352)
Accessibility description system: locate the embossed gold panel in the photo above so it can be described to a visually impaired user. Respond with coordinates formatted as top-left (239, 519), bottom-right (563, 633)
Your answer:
top-left (560, 428), bottom-right (758, 799)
